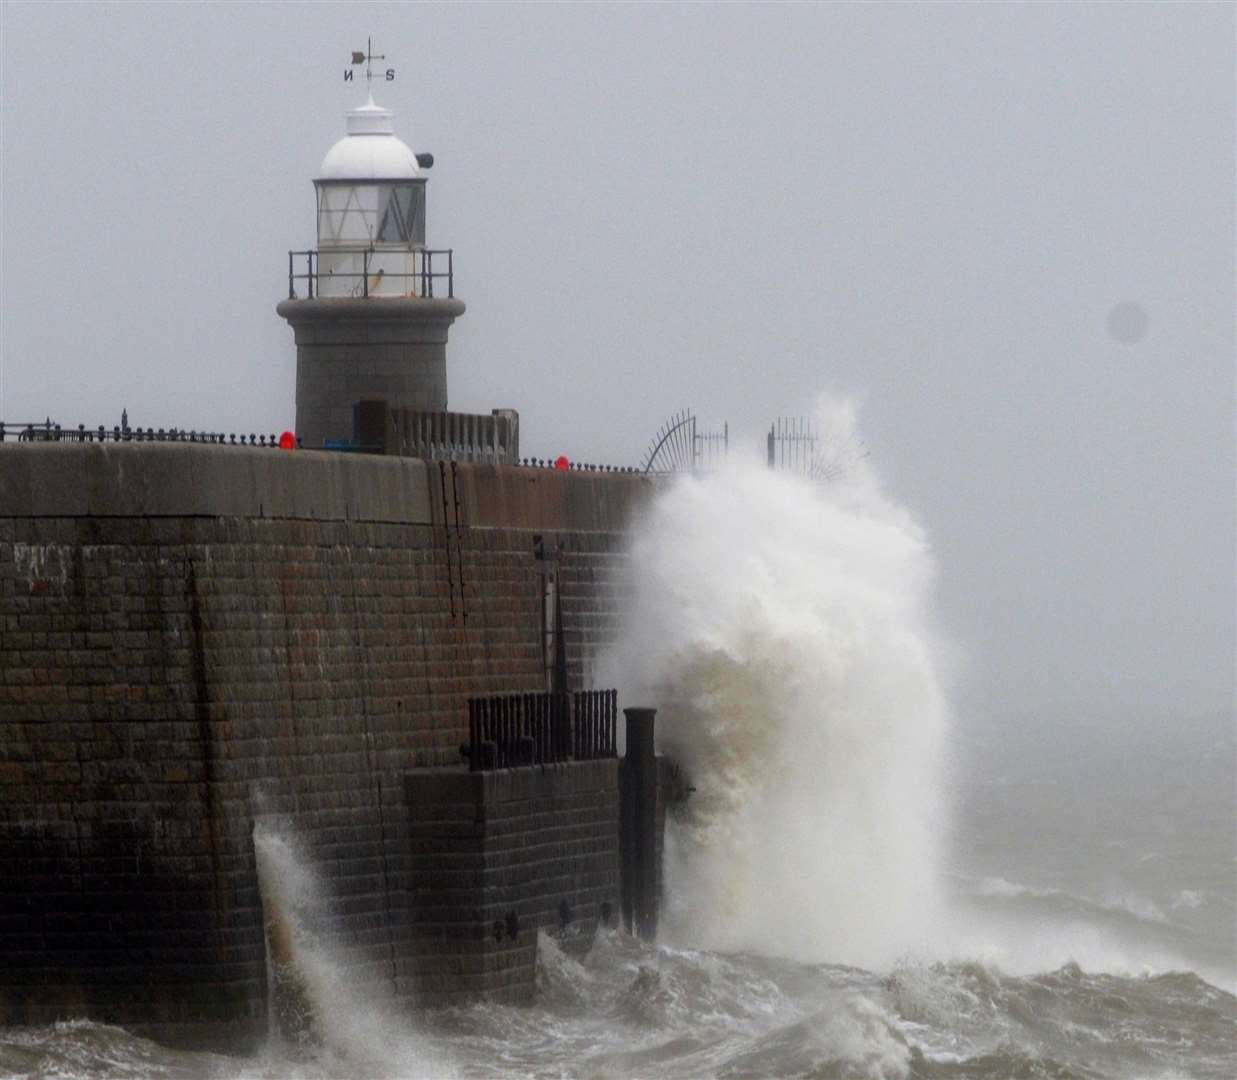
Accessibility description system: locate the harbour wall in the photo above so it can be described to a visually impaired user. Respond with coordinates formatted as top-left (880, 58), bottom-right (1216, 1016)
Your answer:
top-left (406, 760), bottom-right (621, 1006)
top-left (0, 443), bottom-right (652, 1048)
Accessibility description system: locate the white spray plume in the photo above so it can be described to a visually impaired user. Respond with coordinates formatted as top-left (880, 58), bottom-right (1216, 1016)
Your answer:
top-left (605, 397), bottom-right (950, 971)
top-left (252, 822), bottom-right (455, 1078)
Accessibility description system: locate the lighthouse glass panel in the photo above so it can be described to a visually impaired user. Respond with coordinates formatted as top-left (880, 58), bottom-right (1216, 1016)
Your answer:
top-left (316, 184), bottom-right (374, 246)
top-left (376, 184), bottom-right (426, 246)
top-left (316, 182), bottom-right (425, 248)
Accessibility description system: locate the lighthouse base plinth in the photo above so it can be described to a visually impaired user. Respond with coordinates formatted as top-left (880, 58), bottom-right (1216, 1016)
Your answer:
top-left (278, 296), bottom-right (466, 450)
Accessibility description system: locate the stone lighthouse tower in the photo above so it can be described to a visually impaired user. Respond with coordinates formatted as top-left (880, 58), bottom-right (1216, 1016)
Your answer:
top-left (278, 58), bottom-right (464, 449)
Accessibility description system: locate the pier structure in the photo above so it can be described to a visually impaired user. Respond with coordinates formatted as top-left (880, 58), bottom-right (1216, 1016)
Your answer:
top-left (0, 444), bottom-right (668, 1045)
top-left (0, 45), bottom-right (673, 1049)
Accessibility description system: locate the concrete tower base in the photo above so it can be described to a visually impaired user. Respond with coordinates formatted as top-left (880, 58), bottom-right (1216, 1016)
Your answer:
top-left (277, 296), bottom-right (466, 449)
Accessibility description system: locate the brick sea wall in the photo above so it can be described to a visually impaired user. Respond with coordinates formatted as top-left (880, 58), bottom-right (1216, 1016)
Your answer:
top-left (405, 760), bottom-right (620, 1005)
top-left (0, 444), bottom-right (651, 1047)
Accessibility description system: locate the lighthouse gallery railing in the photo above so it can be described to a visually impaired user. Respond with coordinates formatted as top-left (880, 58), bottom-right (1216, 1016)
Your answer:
top-left (287, 247), bottom-right (454, 299)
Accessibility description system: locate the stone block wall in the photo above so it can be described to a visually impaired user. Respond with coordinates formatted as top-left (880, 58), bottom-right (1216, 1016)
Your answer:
top-left (405, 760), bottom-right (619, 1005)
top-left (0, 444), bottom-right (652, 1047)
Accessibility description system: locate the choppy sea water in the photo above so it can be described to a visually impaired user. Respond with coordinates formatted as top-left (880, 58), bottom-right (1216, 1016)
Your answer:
top-left (4, 718), bottom-right (1235, 1080)
top-left (3, 701), bottom-right (1232, 1080)
top-left (1, 928), bottom-right (1233, 1079)
top-left (3, 432), bottom-right (1233, 1079)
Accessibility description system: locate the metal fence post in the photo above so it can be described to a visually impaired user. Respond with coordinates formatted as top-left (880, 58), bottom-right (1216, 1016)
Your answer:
top-left (620, 707), bottom-right (658, 941)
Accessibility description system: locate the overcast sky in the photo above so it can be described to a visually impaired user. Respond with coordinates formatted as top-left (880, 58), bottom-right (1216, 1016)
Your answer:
top-left (2, 1), bottom-right (1233, 729)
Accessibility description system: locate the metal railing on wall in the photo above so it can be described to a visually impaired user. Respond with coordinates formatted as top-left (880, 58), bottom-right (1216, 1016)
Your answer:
top-left (463, 689), bottom-right (618, 771)
top-left (0, 421), bottom-right (290, 447)
top-left (767, 416), bottom-right (868, 483)
top-left (641, 409), bottom-right (728, 475)
top-left (516, 459), bottom-right (641, 473)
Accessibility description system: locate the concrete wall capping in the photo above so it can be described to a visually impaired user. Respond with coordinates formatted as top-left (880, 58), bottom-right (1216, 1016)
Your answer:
top-left (0, 444), bottom-right (653, 532)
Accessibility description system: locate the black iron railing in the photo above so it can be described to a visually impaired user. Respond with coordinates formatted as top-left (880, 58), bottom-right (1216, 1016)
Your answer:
top-left (573, 689), bottom-right (619, 761)
top-left (0, 421), bottom-right (643, 467)
top-left (767, 416), bottom-right (868, 483)
top-left (463, 689), bottom-right (618, 771)
top-left (517, 459), bottom-right (641, 473)
top-left (287, 248), bottom-right (454, 299)
top-left (642, 409), bottom-right (728, 474)
top-left (0, 422), bottom-right (290, 446)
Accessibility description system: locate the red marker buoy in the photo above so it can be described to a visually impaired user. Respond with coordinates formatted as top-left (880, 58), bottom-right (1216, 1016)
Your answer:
top-left (279, 431), bottom-right (297, 450)
top-left (554, 455), bottom-right (569, 471)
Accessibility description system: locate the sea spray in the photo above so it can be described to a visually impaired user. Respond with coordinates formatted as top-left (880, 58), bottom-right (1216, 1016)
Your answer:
top-left (251, 821), bottom-right (454, 1077)
top-left (254, 824), bottom-right (319, 1047)
top-left (603, 399), bottom-right (950, 971)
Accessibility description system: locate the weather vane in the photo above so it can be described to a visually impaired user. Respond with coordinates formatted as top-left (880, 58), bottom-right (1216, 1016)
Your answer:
top-left (345, 36), bottom-right (395, 85)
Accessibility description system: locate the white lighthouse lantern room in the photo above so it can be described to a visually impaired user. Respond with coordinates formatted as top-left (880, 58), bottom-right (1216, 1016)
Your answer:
top-left (313, 93), bottom-right (433, 297)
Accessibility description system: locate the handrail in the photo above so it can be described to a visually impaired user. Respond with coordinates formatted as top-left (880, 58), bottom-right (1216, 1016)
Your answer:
top-left (287, 247), bottom-right (454, 299)
top-left (0, 422), bottom-right (290, 446)
top-left (462, 689), bottom-right (619, 771)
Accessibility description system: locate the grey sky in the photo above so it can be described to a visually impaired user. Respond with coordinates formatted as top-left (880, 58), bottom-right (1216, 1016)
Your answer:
top-left (2, 1), bottom-right (1233, 728)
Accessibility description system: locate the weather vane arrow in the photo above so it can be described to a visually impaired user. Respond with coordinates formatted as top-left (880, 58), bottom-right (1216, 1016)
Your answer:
top-left (345, 36), bottom-right (395, 85)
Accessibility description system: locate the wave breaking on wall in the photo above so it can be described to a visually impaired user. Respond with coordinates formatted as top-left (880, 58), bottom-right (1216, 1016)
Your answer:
top-left (604, 397), bottom-right (952, 971)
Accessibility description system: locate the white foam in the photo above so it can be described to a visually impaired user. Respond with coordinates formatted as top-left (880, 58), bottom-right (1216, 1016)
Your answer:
top-left (604, 396), bottom-right (950, 972)
top-left (600, 397), bottom-right (1229, 995)
top-left (252, 822), bottom-right (455, 1078)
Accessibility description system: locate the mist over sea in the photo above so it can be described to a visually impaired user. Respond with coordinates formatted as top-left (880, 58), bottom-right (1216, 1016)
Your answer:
top-left (2, 406), bottom-right (1233, 1079)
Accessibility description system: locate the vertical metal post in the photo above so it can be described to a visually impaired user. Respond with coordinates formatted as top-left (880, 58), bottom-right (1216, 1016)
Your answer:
top-left (307, 251), bottom-right (314, 299)
top-left (620, 707), bottom-right (658, 941)
top-left (448, 249), bottom-right (454, 298)
top-left (288, 251), bottom-right (295, 299)
top-left (363, 250), bottom-right (370, 298)
top-left (468, 699), bottom-right (478, 772)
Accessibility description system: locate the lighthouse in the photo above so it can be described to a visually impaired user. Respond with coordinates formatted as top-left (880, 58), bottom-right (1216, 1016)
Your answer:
top-left (278, 46), bottom-right (465, 449)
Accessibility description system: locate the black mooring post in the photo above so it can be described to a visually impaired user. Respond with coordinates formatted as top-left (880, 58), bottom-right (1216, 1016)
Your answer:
top-left (620, 707), bottom-right (658, 941)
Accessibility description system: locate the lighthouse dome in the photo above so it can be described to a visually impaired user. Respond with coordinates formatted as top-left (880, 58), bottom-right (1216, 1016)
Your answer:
top-left (318, 96), bottom-right (420, 181)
